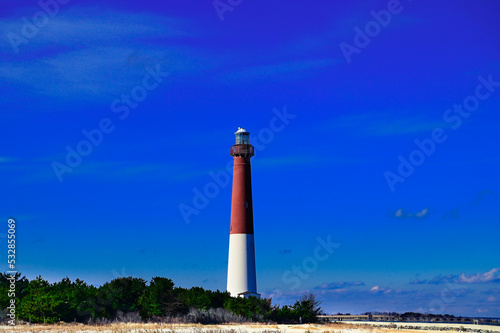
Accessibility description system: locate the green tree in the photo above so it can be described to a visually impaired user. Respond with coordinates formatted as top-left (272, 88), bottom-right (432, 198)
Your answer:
top-left (98, 277), bottom-right (146, 318)
top-left (292, 293), bottom-right (322, 323)
top-left (207, 290), bottom-right (231, 309)
top-left (2, 274), bottom-right (330, 325)
top-left (17, 276), bottom-right (58, 323)
top-left (51, 277), bottom-right (96, 322)
top-left (180, 286), bottom-right (212, 310)
top-left (0, 272), bottom-right (29, 312)
top-left (271, 304), bottom-right (295, 323)
top-left (0, 272), bottom-right (29, 323)
top-left (223, 295), bottom-right (271, 321)
top-left (140, 277), bottom-right (186, 319)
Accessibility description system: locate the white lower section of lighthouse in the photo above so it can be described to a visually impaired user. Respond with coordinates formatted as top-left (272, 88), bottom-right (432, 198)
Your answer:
top-left (227, 233), bottom-right (259, 298)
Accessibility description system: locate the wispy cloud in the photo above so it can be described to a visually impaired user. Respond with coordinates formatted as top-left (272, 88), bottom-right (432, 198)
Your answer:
top-left (1, 156), bottom-right (196, 184)
top-left (0, 7), bottom-right (205, 99)
top-left (0, 6), bottom-right (341, 99)
top-left (410, 268), bottom-right (500, 285)
top-left (265, 281), bottom-right (496, 316)
top-left (370, 285), bottom-right (392, 294)
top-left (0, 7), bottom-right (194, 51)
top-left (441, 190), bottom-right (497, 220)
top-left (410, 274), bottom-right (458, 285)
top-left (388, 208), bottom-right (429, 219)
top-left (459, 268), bottom-right (500, 284)
top-left (66, 160), bottom-right (198, 182)
top-left (218, 58), bottom-right (339, 84)
top-left (1, 47), bottom-right (170, 97)
top-left (0, 157), bottom-right (16, 163)
top-left (470, 190), bottom-right (496, 205)
top-left (326, 113), bottom-right (450, 137)
top-left (315, 281), bottom-right (365, 290)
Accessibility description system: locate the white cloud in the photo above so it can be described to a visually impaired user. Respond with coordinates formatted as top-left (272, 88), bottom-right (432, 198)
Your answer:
top-left (369, 285), bottom-right (393, 294)
top-left (415, 208), bottom-right (429, 218)
top-left (389, 208), bottom-right (429, 219)
top-left (411, 268), bottom-right (500, 286)
top-left (459, 268), bottom-right (500, 284)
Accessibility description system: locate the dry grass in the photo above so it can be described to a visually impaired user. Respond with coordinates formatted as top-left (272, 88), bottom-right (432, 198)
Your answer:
top-left (0, 322), bottom-right (498, 333)
top-left (0, 322), bottom-right (178, 333)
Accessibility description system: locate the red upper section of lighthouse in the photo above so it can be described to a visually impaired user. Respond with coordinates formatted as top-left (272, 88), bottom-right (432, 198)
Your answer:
top-left (230, 128), bottom-right (255, 235)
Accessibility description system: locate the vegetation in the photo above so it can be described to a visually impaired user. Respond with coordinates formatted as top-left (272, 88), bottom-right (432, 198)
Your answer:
top-left (0, 273), bottom-right (322, 324)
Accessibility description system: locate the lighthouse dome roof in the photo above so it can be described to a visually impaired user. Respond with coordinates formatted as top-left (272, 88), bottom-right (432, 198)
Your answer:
top-left (235, 127), bottom-right (249, 134)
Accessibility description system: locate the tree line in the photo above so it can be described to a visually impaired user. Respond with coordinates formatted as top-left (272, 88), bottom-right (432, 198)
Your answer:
top-left (0, 273), bottom-right (322, 324)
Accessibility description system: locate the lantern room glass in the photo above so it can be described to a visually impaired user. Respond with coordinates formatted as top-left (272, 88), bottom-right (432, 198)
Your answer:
top-left (235, 132), bottom-right (250, 145)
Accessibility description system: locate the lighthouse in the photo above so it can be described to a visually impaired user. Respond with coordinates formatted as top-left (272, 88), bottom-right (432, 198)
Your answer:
top-left (227, 127), bottom-right (260, 298)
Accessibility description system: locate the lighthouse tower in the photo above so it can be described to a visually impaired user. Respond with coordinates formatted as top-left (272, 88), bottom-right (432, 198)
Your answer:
top-left (227, 127), bottom-right (260, 298)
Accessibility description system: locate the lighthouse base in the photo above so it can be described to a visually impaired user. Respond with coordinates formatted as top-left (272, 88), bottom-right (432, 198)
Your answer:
top-left (227, 233), bottom-right (258, 297)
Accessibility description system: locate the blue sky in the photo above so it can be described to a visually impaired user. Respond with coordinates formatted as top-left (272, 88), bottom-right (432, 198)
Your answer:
top-left (1, 0), bottom-right (500, 317)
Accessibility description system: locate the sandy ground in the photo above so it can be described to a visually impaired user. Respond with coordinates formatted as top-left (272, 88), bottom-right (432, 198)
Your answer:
top-left (0, 322), bottom-right (498, 333)
top-left (339, 321), bottom-right (500, 333)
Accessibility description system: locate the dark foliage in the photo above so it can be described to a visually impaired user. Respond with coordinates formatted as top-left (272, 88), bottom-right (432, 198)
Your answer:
top-left (0, 273), bottom-right (323, 324)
